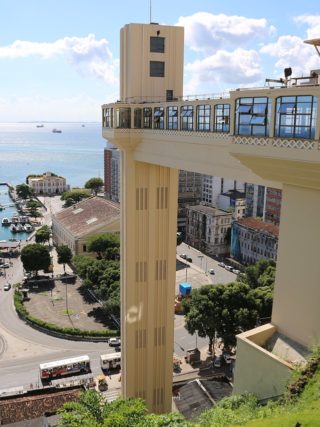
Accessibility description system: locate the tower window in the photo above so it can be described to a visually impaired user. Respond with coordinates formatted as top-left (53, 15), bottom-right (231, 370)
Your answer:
top-left (150, 36), bottom-right (165, 53)
top-left (150, 61), bottom-right (165, 77)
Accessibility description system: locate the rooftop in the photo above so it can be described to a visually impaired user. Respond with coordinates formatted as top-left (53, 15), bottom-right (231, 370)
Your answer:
top-left (188, 204), bottom-right (232, 216)
top-left (53, 196), bottom-right (120, 238)
top-left (237, 217), bottom-right (279, 237)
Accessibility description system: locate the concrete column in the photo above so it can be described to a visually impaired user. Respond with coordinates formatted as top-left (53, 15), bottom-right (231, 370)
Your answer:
top-left (272, 183), bottom-right (320, 346)
top-left (120, 149), bottom-right (178, 413)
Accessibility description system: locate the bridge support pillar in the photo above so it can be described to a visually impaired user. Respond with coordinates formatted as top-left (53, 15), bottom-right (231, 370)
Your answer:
top-left (120, 150), bottom-right (178, 413)
top-left (272, 183), bottom-right (320, 345)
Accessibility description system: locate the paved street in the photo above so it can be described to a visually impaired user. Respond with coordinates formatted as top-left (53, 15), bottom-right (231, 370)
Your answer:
top-left (0, 200), bottom-right (238, 391)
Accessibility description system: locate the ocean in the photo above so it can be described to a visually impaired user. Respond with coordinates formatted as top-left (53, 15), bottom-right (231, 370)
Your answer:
top-left (0, 122), bottom-right (106, 241)
top-left (0, 122), bottom-right (105, 187)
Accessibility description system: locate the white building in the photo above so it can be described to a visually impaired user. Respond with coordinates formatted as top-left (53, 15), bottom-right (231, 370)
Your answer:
top-left (186, 204), bottom-right (232, 256)
top-left (27, 172), bottom-right (69, 195)
top-left (202, 175), bottom-right (245, 206)
top-left (231, 217), bottom-right (278, 265)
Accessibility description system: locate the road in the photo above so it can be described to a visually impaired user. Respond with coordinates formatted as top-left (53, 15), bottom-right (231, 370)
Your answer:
top-left (0, 224), bottom-right (237, 391)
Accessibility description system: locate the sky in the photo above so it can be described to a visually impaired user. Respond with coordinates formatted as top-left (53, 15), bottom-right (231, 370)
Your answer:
top-left (1, 0), bottom-right (320, 122)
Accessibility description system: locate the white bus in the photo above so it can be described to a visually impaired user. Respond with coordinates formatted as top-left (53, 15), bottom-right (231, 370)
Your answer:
top-left (100, 352), bottom-right (121, 371)
top-left (39, 355), bottom-right (91, 380)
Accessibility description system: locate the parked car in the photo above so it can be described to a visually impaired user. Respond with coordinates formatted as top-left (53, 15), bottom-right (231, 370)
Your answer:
top-left (213, 355), bottom-right (223, 368)
top-left (223, 353), bottom-right (232, 364)
top-left (3, 283), bottom-right (11, 291)
top-left (109, 337), bottom-right (121, 347)
top-left (218, 262), bottom-right (225, 268)
top-left (225, 265), bottom-right (233, 272)
top-left (233, 269), bottom-right (240, 275)
top-left (208, 268), bottom-right (215, 275)
top-left (180, 254), bottom-right (187, 259)
top-left (186, 257), bottom-right (192, 262)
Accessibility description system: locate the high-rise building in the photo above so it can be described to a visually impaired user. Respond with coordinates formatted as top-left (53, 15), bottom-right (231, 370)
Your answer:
top-left (104, 146), bottom-right (121, 202)
top-left (177, 170), bottom-right (202, 237)
top-left (202, 175), bottom-right (244, 206)
top-left (245, 183), bottom-right (265, 218)
top-left (265, 187), bottom-right (282, 225)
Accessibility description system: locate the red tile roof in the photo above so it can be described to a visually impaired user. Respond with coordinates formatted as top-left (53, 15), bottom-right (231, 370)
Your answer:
top-left (237, 217), bottom-right (279, 237)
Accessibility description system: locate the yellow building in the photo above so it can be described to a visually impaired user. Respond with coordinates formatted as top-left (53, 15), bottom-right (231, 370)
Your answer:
top-left (27, 171), bottom-right (69, 195)
top-left (102, 23), bottom-right (320, 412)
top-left (52, 196), bottom-right (120, 255)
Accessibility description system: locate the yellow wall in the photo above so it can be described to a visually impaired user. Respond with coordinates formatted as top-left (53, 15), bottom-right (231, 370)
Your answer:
top-left (120, 23), bottom-right (184, 102)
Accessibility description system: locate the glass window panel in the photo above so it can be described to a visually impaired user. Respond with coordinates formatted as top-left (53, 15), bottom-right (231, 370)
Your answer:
top-left (237, 105), bottom-right (252, 113)
top-left (239, 114), bottom-right (252, 124)
top-left (279, 126), bottom-right (294, 137)
top-left (253, 97), bottom-right (268, 103)
top-left (296, 103), bottom-right (312, 114)
top-left (280, 115), bottom-right (294, 126)
top-left (239, 125), bottom-right (251, 135)
top-left (150, 61), bottom-right (165, 77)
top-left (252, 104), bottom-right (267, 114)
top-left (168, 109), bottom-right (177, 117)
top-left (281, 96), bottom-right (296, 102)
top-left (252, 125), bottom-right (266, 135)
top-left (278, 103), bottom-right (296, 113)
top-left (240, 98), bottom-right (253, 104)
top-left (295, 115), bottom-right (311, 127)
top-left (297, 95), bottom-right (312, 102)
top-left (150, 36), bottom-right (165, 53)
top-left (251, 116), bottom-right (265, 125)
top-left (295, 127), bottom-right (310, 138)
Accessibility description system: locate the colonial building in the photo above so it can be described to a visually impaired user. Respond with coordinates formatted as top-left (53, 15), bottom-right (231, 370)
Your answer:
top-left (218, 189), bottom-right (246, 220)
top-left (52, 196), bottom-right (120, 255)
top-left (186, 204), bottom-right (232, 256)
top-left (231, 217), bottom-right (279, 265)
top-left (27, 172), bottom-right (69, 195)
top-left (177, 170), bottom-right (202, 237)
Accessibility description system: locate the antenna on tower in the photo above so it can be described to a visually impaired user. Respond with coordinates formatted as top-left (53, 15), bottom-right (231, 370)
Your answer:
top-left (149, 0), bottom-right (152, 23)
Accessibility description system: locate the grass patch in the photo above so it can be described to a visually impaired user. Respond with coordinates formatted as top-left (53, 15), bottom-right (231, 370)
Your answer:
top-left (38, 291), bottom-right (48, 296)
top-left (52, 296), bottom-right (63, 302)
top-left (13, 290), bottom-right (118, 338)
top-left (63, 309), bottom-right (75, 316)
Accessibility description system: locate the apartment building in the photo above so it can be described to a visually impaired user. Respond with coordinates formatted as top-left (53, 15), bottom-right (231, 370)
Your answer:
top-left (265, 187), bottom-right (282, 225)
top-left (177, 170), bottom-right (202, 236)
top-left (231, 217), bottom-right (279, 265)
top-left (186, 204), bottom-right (232, 256)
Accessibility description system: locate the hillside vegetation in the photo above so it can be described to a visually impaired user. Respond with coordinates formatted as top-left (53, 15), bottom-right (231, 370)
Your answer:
top-left (199, 347), bottom-right (320, 427)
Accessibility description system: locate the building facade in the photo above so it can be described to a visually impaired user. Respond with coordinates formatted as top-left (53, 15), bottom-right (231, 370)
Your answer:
top-left (245, 183), bottom-right (265, 218)
top-left (27, 172), bottom-right (69, 195)
top-left (218, 189), bottom-right (246, 220)
top-left (104, 146), bottom-right (121, 202)
top-left (202, 175), bottom-right (244, 206)
top-left (177, 170), bottom-right (202, 237)
top-left (52, 197), bottom-right (120, 256)
top-left (186, 204), bottom-right (232, 256)
top-left (264, 187), bottom-right (282, 225)
top-left (231, 217), bottom-right (278, 265)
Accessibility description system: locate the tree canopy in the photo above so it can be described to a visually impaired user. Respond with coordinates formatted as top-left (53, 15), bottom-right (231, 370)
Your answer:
top-left (58, 391), bottom-right (191, 427)
top-left (84, 177), bottom-right (104, 195)
top-left (240, 258), bottom-right (276, 289)
top-left (184, 280), bottom-right (271, 352)
top-left (21, 243), bottom-right (51, 275)
top-left (56, 245), bottom-right (73, 273)
top-left (35, 225), bottom-right (51, 244)
top-left (60, 189), bottom-right (90, 203)
top-left (16, 183), bottom-right (33, 199)
top-left (87, 233), bottom-right (120, 260)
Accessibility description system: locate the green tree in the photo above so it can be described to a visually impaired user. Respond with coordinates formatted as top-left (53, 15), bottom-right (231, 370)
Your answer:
top-left (60, 189), bottom-right (90, 203)
top-left (58, 391), bottom-right (147, 427)
top-left (84, 177), bottom-right (104, 195)
top-left (87, 233), bottom-right (120, 259)
top-left (183, 285), bottom-right (221, 354)
top-left (21, 243), bottom-right (51, 275)
top-left (16, 183), bottom-right (33, 199)
top-left (56, 245), bottom-right (73, 273)
top-left (241, 259), bottom-right (276, 289)
top-left (35, 225), bottom-right (51, 244)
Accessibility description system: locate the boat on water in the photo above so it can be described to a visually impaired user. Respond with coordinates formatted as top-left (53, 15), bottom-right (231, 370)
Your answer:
top-left (11, 216), bottom-right (19, 224)
top-left (52, 128), bottom-right (62, 133)
top-left (36, 124), bottom-right (44, 128)
top-left (19, 216), bottom-right (29, 224)
top-left (24, 224), bottom-right (33, 233)
top-left (1, 217), bottom-right (10, 226)
top-left (16, 224), bottom-right (24, 232)
top-left (10, 224), bottom-right (17, 233)
top-left (82, 124), bottom-right (85, 127)
top-left (0, 205), bottom-right (4, 211)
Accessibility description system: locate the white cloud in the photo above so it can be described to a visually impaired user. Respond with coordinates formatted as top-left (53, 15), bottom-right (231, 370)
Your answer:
top-left (184, 48), bottom-right (262, 94)
top-left (0, 34), bottom-right (118, 85)
top-left (261, 35), bottom-right (320, 77)
top-left (294, 15), bottom-right (320, 39)
top-left (176, 12), bottom-right (276, 54)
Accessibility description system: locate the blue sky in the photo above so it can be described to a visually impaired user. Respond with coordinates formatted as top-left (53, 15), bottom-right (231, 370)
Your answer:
top-left (1, 0), bottom-right (320, 122)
